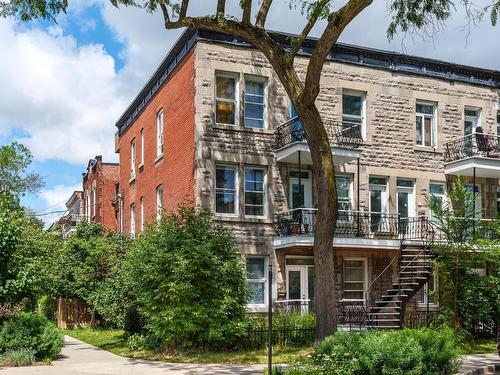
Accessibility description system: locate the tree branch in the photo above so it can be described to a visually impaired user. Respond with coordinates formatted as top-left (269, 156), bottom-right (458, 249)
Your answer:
top-left (255, 0), bottom-right (273, 28)
top-left (242, 0), bottom-right (252, 24)
top-left (159, 1), bottom-right (170, 24)
top-left (179, 0), bottom-right (189, 19)
top-left (302, 0), bottom-right (373, 106)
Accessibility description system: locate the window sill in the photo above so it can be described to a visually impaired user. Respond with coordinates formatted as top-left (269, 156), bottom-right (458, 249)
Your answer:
top-left (246, 304), bottom-right (268, 313)
top-left (213, 123), bottom-right (274, 135)
top-left (413, 145), bottom-right (442, 154)
top-left (417, 303), bottom-right (439, 311)
top-left (138, 163), bottom-right (144, 171)
top-left (129, 176), bottom-right (136, 184)
top-left (155, 154), bottom-right (164, 164)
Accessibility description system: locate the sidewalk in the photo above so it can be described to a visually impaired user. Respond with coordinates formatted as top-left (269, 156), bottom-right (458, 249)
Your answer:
top-left (457, 353), bottom-right (500, 375)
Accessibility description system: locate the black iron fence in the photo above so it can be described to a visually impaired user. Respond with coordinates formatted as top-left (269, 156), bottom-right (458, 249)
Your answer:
top-left (274, 208), bottom-right (435, 241)
top-left (275, 117), bottom-right (363, 149)
top-left (241, 327), bottom-right (316, 348)
top-left (444, 133), bottom-right (500, 162)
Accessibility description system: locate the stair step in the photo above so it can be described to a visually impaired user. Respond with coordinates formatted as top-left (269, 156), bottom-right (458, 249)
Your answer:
top-left (370, 319), bottom-right (400, 322)
top-left (368, 312), bottom-right (399, 316)
top-left (381, 294), bottom-right (408, 299)
top-left (368, 325), bottom-right (401, 329)
top-left (387, 288), bottom-right (414, 293)
top-left (372, 306), bottom-right (401, 310)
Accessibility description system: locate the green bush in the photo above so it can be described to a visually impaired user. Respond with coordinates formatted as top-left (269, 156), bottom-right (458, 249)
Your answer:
top-left (123, 206), bottom-right (249, 350)
top-left (0, 348), bottom-right (36, 367)
top-left (280, 326), bottom-right (461, 375)
top-left (0, 313), bottom-right (63, 361)
top-left (36, 296), bottom-right (56, 322)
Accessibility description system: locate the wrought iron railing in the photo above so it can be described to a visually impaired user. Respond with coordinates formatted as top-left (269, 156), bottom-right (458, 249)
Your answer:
top-left (444, 133), bottom-right (500, 162)
top-left (274, 299), bottom-right (314, 314)
top-left (275, 117), bottom-right (363, 149)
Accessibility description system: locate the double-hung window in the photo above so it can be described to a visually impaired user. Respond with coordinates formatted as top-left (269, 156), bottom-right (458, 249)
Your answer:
top-left (215, 165), bottom-right (237, 215)
top-left (215, 75), bottom-right (237, 125)
top-left (416, 102), bottom-right (436, 147)
top-left (497, 111), bottom-right (500, 137)
top-left (336, 176), bottom-right (352, 212)
top-left (156, 185), bottom-right (163, 221)
top-left (140, 197), bottom-right (144, 232)
top-left (140, 128), bottom-right (144, 166)
top-left (244, 168), bottom-right (266, 217)
top-left (130, 203), bottom-right (136, 236)
top-left (343, 259), bottom-right (366, 303)
top-left (157, 110), bottom-right (164, 158)
top-left (429, 183), bottom-right (446, 223)
top-left (246, 257), bottom-right (268, 305)
top-left (342, 91), bottom-right (364, 138)
top-left (244, 78), bottom-right (266, 128)
top-left (130, 138), bottom-right (136, 179)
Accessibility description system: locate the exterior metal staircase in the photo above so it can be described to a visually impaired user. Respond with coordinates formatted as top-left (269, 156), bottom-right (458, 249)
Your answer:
top-left (367, 218), bottom-right (436, 330)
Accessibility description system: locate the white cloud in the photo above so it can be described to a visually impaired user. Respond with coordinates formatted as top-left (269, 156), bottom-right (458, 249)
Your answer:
top-left (38, 183), bottom-right (82, 224)
top-left (0, 18), bottom-right (125, 164)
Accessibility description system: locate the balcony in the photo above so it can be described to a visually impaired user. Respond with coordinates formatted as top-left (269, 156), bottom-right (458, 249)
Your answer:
top-left (273, 208), bottom-right (433, 249)
top-left (275, 117), bottom-right (363, 166)
top-left (444, 133), bottom-right (500, 178)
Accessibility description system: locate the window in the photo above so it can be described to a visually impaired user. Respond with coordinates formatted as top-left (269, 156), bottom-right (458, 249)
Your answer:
top-left (416, 102), bottom-right (436, 147)
top-left (336, 176), bottom-right (352, 212)
top-left (343, 259), bottom-right (366, 303)
top-left (342, 91), bottom-right (364, 125)
top-left (92, 187), bottom-right (96, 217)
top-left (85, 190), bottom-right (90, 219)
top-left (465, 184), bottom-right (482, 219)
top-left (156, 110), bottom-right (164, 158)
top-left (429, 183), bottom-right (446, 223)
top-left (215, 165), bottom-right (237, 215)
top-left (216, 75), bottom-right (237, 125)
top-left (497, 187), bottom-right (500, 216)
top-left (246, 257), bottom-right (267, 305)
top-left (130, 138), bottom-right (136, 179)
top-left (140, 128), bottom-right (144, 166)
top-left (130, 203), bottom-right (136, 236)
top-left (244, 77), bottom-right (266, 128)
top-left (497, 111), bottom-right (500, 136)
top-left (464, 108), bottom-right (480, 135)
top-left (417, 272), bottom-right (438, 306)
top-left (140, 197), bottom-right (144, 232)
top-left (245, 168), bottom-right (266, 217)
top-left (156, 185), bottom-right (163, 221)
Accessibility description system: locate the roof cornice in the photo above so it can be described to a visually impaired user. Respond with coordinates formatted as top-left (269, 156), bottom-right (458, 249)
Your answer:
top-left (115, 28), bottom-right (500, 134)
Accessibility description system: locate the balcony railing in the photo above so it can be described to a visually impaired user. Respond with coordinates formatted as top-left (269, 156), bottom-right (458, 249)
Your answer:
top-left (274, 208), bottom-right (435, 241)
top-left (444, 133), bottom-right (500, 162)
top-left (275, 117), bottom-right (363, 150)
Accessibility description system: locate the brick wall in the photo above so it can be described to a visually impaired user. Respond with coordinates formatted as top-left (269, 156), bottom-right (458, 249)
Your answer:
top-left (117, 50), bottom-right (196, 233)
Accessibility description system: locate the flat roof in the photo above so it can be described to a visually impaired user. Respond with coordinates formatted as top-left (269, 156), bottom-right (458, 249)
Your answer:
top-left (115, 28), bottom-right (500, 134)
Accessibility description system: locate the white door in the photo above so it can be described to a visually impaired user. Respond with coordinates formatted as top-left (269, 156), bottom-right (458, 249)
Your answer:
top-left (369, 183), bottom-right (388, 231)
top-left (397, 187), bottom-right (415, 219)
top-left (286, 265), bottom-right (314, 313)
top-left (289, 172), bottom-right (312, 209)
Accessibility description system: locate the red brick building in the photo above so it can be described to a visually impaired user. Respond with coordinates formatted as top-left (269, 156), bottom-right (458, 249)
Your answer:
top-left (115, 45), bottom-right (196, 235)
top-left (82, 155), bottom-right (120, 230)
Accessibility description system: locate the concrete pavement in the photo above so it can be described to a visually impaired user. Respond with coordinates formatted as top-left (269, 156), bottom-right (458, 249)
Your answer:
top-left (0, 336), bottom-right (265, 375)
top-left (456, 353), bottom-right (500, 375)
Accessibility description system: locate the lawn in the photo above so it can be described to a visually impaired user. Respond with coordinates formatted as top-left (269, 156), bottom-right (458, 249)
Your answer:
top-left (64, 328), bottom-right (313, 365)
top-left (462, 338), bottom-right (498, 355)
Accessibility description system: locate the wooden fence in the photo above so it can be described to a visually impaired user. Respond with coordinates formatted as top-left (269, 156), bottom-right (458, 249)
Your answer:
top-left (57, 298), bottom-right (93, 329)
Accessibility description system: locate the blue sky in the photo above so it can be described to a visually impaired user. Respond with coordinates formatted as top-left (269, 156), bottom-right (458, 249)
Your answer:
top-left (1, 0), bottom-right (499, 225)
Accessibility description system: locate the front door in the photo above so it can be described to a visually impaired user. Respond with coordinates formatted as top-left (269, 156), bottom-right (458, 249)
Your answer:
top-left (286, 265), bottom-right (315, 313)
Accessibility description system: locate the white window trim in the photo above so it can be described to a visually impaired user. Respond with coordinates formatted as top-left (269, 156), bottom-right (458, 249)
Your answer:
top-left (342, 89), bottom-right (367, 140)
top-left (417, 272), bottom-right (438, 307)
top-left (244, 166), bottom-right (267, 219)
top-left (215, 164), bottom-right (239, 217)
top-left (464, 106), bottom-right (481, 135)
top-left (416, 100), bottom-right (437, 148)
top-left (130, 138), bottom-right (136, 180)
top-left (243, 75), bottom-right (268, 129)
top-left (336, 174), bottom-right (353, 212)
top-left (156, 109), bottom-right (164, 158)
top-left (342, 257), bottom-right (368, 305)
top-left (140, 197), bottom-right (144, 232)
top-left (246, 256), bottom-right (269, 308)
top-left (156, 185), bottom-right (163, 222)
top-left (288, 169), bottom-right (313, 209)
top-left (140, 128), bottom-right (144, 167)
top-left (368, 176), bottom-right (389, 214)
top-left (130, 203), bottom-right (136, 237)
top-left (215, 72), bottom-right (239, 126)
top-left (92, 187), bottom-right (96, 218)
top-left (429, 182), bottom-right (447, 223)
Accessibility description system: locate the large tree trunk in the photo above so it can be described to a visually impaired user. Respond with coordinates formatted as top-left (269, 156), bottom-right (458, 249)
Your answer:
top-left (296, 103), bottom-right (338, 341)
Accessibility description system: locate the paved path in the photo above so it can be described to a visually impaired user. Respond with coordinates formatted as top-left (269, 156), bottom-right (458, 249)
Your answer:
top-left (0, 336), bottom-right (265, 375)
top-left (457, 353), bottom-right (500, 375)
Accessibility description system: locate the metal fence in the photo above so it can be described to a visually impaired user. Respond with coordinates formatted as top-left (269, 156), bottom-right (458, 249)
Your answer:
top-left (241, 327), bottom-right (316, 348)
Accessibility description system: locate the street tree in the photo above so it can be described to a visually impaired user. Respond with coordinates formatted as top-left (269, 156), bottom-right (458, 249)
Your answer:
top-left (2, 0), bottom-right (499, 340)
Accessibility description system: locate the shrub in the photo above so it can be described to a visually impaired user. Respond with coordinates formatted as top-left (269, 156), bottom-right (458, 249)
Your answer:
top-left (0, 313), bottom-right (63, 361)
top-left (281, 326), bottom-right (461, 375)
top-left (36, 296), bottom-right (56, 322)
top-left (0, 348), bottom-right (36, 367)
top-left (123, 206), bottom-right (249, 349)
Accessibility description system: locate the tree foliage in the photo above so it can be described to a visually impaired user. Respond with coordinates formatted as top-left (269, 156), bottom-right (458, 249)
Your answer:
top-left (0, 142), bottom-right (43, 200)
top-left (427, 177), bottom-right (500, 331)
top-left (123, 206), bottom-right (249, 349)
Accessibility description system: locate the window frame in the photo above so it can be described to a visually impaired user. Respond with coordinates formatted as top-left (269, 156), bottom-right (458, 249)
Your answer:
top-left (246, 256), bottom-right (269, 307)
top-left (215, 73), bottom-right (239, 126)
top-left (496, 110), bottom-right (500, 137)
top-left (140, 197), bottom-right (144, 232)
top-left (342, 89), bottom-right (366, 140)
top-left (464, 107), bottom-right (481, 135)
top-left (415, 101), bottom-right (437, 148)
top-left (215, 164), bottom-right (239, 217)
top-left (416, 272), bottom-right (438, 307)
top-left (140, 128), bottom-right (144, 167)
top-left (342, 257), bottom-right (368, 305)
top-left (244, 166), bottom-right (267, 219)
top-left (156, 185), bottom-right (163, 222)
top-left (156, 109), bottom-right (164, 158)
top-left (130, 203), bottom-right (136, 237)
top-left (429, 182), bottom-right (446, 223)
top-left (243, 75), bottom-right (267, 129)
top-left (336, 175), bottom-right (353, 212)
top-left (130, 138), bottom-right (136, 180)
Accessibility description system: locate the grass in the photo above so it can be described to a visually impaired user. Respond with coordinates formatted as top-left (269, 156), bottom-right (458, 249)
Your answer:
top-left (65, 327), bottom-right (313, 365)
top-left (461, 338), bottom-right (498, 355)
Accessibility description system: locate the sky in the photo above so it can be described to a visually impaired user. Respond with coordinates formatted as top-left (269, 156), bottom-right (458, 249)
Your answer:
top-left (1, 0), bottom-right (499, 225)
